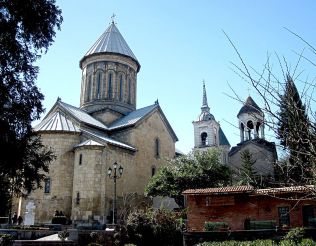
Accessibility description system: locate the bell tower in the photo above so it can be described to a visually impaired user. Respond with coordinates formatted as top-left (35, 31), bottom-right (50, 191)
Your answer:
top-left (237, 96), bottom-right (264, 142)
top-left (79, 21), bottom-right (140, 125)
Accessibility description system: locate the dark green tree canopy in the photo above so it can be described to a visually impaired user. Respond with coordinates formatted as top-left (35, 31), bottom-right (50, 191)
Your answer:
top-left (145, 148), bottom-right (232, 207)
top-left (276, 74), bottom-right (314, 184)
top-left (0, 0), bottom-right (62, 215)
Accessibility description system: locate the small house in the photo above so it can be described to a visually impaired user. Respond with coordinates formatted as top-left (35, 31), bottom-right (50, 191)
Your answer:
top-left (183, 185), bottom-right (316, 231)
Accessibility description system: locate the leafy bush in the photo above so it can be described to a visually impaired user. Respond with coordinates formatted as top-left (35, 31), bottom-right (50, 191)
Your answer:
top-left (284, 227), bottom-right (304, 244)
top-left (204, 221), bottom-right (228, 231)
top-left (0, 234), bottom-right (13, 246)
top-left (125, 209), bottom-right (182, 246)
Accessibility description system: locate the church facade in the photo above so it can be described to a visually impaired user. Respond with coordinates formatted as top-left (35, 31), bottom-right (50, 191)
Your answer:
top-left (17, 22), bottom-right (178, 224)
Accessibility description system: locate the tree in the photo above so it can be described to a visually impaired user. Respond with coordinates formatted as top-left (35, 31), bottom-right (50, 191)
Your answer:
top-left (239, 149), bottom-right (257, 186)
top-left (277, 75), bottom-right (313, 184)
top-left (0, 0), bottom-right (62, 216)
top-left (145, 148), bottom-right (232, 207)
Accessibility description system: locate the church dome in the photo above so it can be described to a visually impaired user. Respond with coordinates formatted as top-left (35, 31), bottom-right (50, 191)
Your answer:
top-left (198, 111), bottom-right (215, 121)
top-left (80, 22), bottom-right (140, 71)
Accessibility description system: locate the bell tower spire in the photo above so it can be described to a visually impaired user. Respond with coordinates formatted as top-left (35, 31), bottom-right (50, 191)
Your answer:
top-left (202, 80), bottom-right (209, 110)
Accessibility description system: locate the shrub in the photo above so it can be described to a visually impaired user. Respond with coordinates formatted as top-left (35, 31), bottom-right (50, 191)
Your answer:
top-left (284, 227), bottom-right (305, 244)
top-left (0, 234), bottom-right (13, 246)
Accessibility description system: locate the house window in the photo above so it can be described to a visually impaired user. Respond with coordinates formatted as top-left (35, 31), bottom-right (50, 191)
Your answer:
top-left (76, 192), bottom-right (80, 205)
top-left (79, 154), bottom-right (82, 165)
top-left (206, 196), bottom-right (211, 206)
top-left (201, 132), bottom-right (208, 146)
top-left (108, 73), bottom-right (113, 98)
top-left (151, 166), bottom-right (156, 177)
top-left (155, 138), bottom-right (160, 158)
top-left (278, 206), bottom-right (290, 227)
top-left (119, 75), bottom-right (123, 101)
top-left (44, 177), bottom-right (51, 193)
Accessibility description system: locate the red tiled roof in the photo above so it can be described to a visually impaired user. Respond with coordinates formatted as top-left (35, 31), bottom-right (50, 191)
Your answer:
top-left (182, 186), bottom-right (253, 195)
top-left (182, 185), bottom-right (316, 196)
top-left (255, 185), bottom-right (315, 195)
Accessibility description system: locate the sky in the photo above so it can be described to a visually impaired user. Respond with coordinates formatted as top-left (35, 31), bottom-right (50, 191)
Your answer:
top-left (35, 0), bottom-right (316, 154)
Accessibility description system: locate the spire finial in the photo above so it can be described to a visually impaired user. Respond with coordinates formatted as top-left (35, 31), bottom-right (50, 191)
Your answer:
top-left (111, 13), bottom-right (116, 24)
top-left (202, 80), bottom-right (208, 107)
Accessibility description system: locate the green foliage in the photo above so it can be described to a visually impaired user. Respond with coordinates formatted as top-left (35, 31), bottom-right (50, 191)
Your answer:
top-left (0, 0), bottom-right (62, 213)
top-left (145, 148), bottom-right (232, 207)
top-left (284, 227), bottom-right (305, 244)
top-left (239, 149), bottom-right (257, 186)
top-left (0, 234), bottom-right (13, 246)
top-left (276, 75), bottom-right (314, 184)
top-left (125, 209), bottom-right (182, 246)
top-left (204, 221), bottom-right (228, 231)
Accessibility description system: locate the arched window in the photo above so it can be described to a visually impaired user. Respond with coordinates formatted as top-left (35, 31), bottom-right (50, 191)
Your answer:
top-left (128, 79), bottom-right (131, 103)
top-left (44, 177), bottom-right (51, 193)
top-left (201, 132), bottom-right (208, 146)
top-left (108, 73), bottom-right (113, 99)
top-left (155, 138), bottom-right (160, 158)
top-left (79, 154), bottom-right (82, 165)
top-left (247, 120), bottom-right (254, 140)
top-left (151, 166), bottom-right (156, 177)
top-left (96, 72), bottom-right (101, 98)
top-left (119, 74), bottom-right (123, 101)
top-left (76, 192), bottom-right (80, 205)
top-left (86, 75), bottom-right (92, 101)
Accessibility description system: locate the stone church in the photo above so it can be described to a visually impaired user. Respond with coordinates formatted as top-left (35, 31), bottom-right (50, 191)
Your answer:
top-left (17, 21), bottom-right (178, 224)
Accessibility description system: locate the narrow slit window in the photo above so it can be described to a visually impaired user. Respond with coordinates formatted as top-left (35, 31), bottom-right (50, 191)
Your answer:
top-left (76, 192), bottom-right (80, 205)
top-left (155, 138), bottom-right (160, 158)
top-left (79, 154), bottom-right (82, 165)
top-left (108, 73), bottom-right (112, 99)
top-left (44, 177), bottom-right (51, 193)
top-left (119, 75), bottom-right (123, 101)
top-left (96, 72), bottom-right (101, 98)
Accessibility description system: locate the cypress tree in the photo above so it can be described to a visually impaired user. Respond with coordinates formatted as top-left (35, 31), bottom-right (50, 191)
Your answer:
top-left (277, 74), bottom-right (313, 184)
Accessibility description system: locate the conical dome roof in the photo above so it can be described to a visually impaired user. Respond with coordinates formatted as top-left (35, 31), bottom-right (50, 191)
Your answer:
top-left (237, 96), bottom-right (263, 117)
top-left (80, 22), bottom-right (139, 69)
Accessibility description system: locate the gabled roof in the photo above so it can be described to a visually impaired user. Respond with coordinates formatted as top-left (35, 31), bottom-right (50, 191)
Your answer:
top-left (57, 100), bottom-right (108, 130)
top-left (81, 22), bottom-right (139, 69)
top-left (34, 111), bottom-right (80, 133)
top-left (109, 104), bottom-right (157, 130)
top-left (74, 139), bottom-right (104, 148)
top-left (81, 129), bottom-right (136, 151)
top-left (237, 96), bottom-right (263, 117)
top-left (109, 103), bottom-right (178, 142)
top-left (219, 127), bottom-right (230, 146)
top-left (228, 138), bottom-right (276, 157)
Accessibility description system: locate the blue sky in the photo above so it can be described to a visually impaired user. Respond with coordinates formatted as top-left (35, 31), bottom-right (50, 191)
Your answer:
top-left (35, 0), bottom-right (316, 153)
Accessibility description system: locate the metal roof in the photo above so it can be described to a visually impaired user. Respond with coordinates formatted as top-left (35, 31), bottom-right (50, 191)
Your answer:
top-left (237, 96), bottom-right (263, 117)
top-left (219, 127), bottom-right (230, 146)
top-left (34, 111), bottom-right (80, 133)
top-left (81, 129), bottom-right (136, 151)
top-left (84, 22), bottom-right (138, 63)
top-left (58, 101), bottom-right (108, 130)
top-left (109, 104), bottom-right (157, 130)
top-left (74, 139), bottom-right (104, 148)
